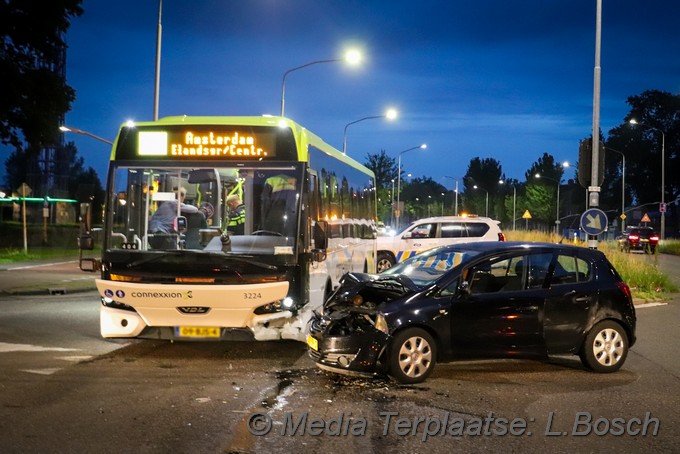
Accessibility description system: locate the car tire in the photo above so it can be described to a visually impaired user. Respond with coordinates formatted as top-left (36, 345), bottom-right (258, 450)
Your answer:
top-left (579, 320), bottom-right (629, 373)
top-left (388, 328), bottom-right (437, 384)
top-left (376, 252), bottom-right (395, 273)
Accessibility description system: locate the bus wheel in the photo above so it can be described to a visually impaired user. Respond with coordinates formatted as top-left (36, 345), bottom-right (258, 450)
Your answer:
top-left (377, 252), bottom-right (395, 273)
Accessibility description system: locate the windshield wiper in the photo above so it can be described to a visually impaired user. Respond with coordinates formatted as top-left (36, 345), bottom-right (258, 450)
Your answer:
top-left (126, 250), bottom-right (277, 271)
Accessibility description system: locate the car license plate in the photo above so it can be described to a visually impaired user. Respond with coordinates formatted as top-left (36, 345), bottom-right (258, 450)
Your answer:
top-left (306, 334), bottom-right (318, 351)
top-left (174, 326), bottom-right (220, 338)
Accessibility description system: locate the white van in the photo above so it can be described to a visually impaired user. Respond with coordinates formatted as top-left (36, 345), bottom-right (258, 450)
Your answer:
top-left (376, 216), bottom-right (505, 272)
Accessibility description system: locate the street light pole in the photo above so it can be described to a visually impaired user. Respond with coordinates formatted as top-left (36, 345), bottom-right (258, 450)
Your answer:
top-left (605, 147), bottom-right (626, 232)
top-left (630, 119), bottom-right (666, 241)
top-left (396, 144), bottom-right (427, 230)
top-left (280, 50), bottom-right (361, 117)
top-left (444, 176), bottom-right (459, 215)
top-left (59, 126), bottom-right (113, 145)
top-left (342, 109), bottom-right (397, 154)
top-left (153, 0), bottom-right (162, 120)
top-left (473, 185), bottom-right (489, 217)
top-left (499, 179), bottom-right (517, 230)
top-left (390, 179), bottom-right (395, 227)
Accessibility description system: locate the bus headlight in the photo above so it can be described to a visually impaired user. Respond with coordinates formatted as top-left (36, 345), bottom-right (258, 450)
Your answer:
top-left (282, 297), bottom-right (294, 309)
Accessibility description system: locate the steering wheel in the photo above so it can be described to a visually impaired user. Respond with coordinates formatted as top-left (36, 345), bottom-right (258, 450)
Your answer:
top-left (251, 230), bottom-right (283, 237)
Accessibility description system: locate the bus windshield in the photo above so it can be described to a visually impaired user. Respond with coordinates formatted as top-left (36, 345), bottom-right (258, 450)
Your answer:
top-left (107, 164), bottom-right (303, 256)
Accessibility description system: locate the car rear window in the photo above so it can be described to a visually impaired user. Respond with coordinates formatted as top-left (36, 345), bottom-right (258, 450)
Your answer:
top-left (466, 222), bottom-right (490, 238)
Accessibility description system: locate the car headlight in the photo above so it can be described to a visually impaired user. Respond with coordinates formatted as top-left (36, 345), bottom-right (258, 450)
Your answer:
top-left (375, 313), bottom-right (389, 334)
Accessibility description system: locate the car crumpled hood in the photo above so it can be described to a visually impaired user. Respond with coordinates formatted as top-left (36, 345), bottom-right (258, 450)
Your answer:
top-left (323, 272), bottom-right (419, 316)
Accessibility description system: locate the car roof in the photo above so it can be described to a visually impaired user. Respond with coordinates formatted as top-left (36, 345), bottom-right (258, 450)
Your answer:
top-left (434, 241), bottom-right (603, 256)
top-left (409, 216), bottom-right (501, 224)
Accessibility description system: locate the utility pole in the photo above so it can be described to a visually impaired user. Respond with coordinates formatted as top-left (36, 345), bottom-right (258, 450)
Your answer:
top-left (589, 0), bottom-right (603, 249)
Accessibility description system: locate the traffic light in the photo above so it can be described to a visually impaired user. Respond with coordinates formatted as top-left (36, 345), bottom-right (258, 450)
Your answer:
top-left (577, 138), bottom-right (605, 188)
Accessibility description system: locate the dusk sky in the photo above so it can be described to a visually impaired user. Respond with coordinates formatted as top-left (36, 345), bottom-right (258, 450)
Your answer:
top-left (57, 0), bottom-right (680, 190)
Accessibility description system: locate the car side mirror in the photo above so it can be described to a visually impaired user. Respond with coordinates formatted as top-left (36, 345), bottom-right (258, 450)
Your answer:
top-left (402, 231), bottom-right (412, 239)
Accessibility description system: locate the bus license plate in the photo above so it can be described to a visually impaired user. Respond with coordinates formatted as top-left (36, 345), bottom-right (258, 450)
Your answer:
top-left (306, 335), bottom-right (318, 351)
top-left (174, 326), bottom-right (221, 338)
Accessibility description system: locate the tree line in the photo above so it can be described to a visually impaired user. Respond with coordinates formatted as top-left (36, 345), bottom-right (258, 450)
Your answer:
top-left (1, 0), bottom-right (104, 222)
top-left (364, 90), bottom-right (679, 235)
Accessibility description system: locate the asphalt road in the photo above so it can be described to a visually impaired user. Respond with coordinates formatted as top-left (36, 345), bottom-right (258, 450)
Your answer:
top-left (0, 255), bottom-right (678, 453)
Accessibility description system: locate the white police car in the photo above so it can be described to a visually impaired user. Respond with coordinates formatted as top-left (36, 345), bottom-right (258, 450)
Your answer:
top-left (376, 216), bottom-right (505, 272)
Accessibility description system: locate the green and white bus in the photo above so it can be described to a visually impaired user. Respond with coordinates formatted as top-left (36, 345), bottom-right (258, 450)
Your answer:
top-left (88, 116), bottom-right (377, 341)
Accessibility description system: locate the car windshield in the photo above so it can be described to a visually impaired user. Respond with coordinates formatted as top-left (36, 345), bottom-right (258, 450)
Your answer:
top-left (382, 247), bottom-right (480, 286)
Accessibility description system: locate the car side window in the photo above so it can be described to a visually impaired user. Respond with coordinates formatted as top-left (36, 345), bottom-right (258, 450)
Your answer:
top-left (575, 256), bottom-right (591, 281)
top-left (440, 222), bottom-right (466, 238)
top-left (409, 223), bottom-right (435, 238)
top-left (526, 253), bottom-right (553, 289)
top-left (467, 255), bottom-right (524, 294)
top-left (550, 254), bottom-right (592, 285)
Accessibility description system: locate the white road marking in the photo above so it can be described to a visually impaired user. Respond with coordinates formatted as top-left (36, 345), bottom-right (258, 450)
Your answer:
top-left (56, 355), bottom-right (93, 362)
top-left (21, 368), bottom-right (62, 375)
top-left (5, 260), bottom-right (78, 271)
top-left (0, 342), bottom-right (80, 353)
top-left (634, 302), bottom-right (668, 309)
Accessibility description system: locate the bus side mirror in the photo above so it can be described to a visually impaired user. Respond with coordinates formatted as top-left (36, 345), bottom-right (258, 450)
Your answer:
top-left (313, 220), bottom-right (328, 251)
top-left (78, 235), bottom-right (94, 250)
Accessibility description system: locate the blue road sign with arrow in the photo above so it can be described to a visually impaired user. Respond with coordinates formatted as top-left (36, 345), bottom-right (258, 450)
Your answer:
top-left (580, 208), bottom-right (608, 236)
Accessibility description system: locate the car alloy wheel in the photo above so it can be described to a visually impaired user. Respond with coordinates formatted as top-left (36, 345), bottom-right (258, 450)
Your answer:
top-left (389, 328), bottom-right (436, 384)
top-left (376, 252), bottom-right (395, 273)
top-left (579, 320), bottom-right (629, 373)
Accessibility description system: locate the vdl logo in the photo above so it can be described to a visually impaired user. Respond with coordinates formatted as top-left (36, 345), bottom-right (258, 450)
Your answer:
top-left (177, 306), bottom-right (210, 314)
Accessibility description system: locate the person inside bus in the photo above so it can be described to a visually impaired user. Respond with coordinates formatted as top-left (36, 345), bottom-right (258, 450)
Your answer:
top-left (260, 173), bottom-right (297, 236)
top-left (226, 194), bottom-right (245, 235)
top-left (149, 187), bottom-right (200, 248)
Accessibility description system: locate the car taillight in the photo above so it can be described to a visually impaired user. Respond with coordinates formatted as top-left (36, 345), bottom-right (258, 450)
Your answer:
top-left (628, 234), bottom-right (639, 241)
top-left (616, 281), bottom-right (632, 301)
top-left (650, 235), bottom-right (659, 242)
top-left (498, 232), bottom-right (506, 241)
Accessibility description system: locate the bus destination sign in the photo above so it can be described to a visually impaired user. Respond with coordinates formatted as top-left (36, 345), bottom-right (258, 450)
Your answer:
top-left (138, 130), bottom-right (270, 159)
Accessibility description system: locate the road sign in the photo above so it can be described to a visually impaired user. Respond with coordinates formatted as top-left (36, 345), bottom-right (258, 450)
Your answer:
top-left (17, 183), bottom-right (31, 197)
top-left (660, 203), bottom-right (667, 213)
top-left (641, 213), bottom-right (651, 223)
top-left (580, 208), bottom-right (608, 236)
top-left (620, 213), bottom-right (626, 220)
top-left (522, 210), bottom-right (532, 219)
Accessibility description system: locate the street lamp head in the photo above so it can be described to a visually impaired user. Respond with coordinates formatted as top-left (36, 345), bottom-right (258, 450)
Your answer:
top-left (344, 49), bottom-right (362, 65)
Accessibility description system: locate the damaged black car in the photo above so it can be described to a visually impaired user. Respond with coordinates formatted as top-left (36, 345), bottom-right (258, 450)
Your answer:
top-left (307, 242), bottom-right (636, 384)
